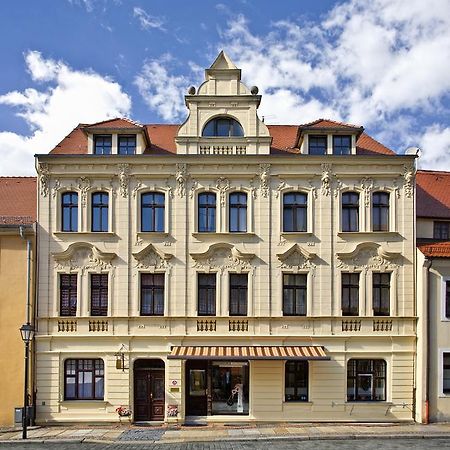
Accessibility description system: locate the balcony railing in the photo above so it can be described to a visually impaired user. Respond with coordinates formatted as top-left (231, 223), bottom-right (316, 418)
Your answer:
top-left (199, 144), bottom-right (247, 155)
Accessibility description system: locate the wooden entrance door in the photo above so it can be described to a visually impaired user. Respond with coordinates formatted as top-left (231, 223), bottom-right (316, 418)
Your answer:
top-left (186, 360), bottom-right (208, 416)
top-left (134, 369), bottom-right (165, 421)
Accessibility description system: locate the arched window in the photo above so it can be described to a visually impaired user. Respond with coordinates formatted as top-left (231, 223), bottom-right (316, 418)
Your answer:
top-left (229, 192), bottom-right (247, 232)
top-left (342, 192), bottom-right (359, 232)
top-left (141, 192), bottom-right (165, 232)
top-left (347, 359), bottom-right (386, 401)
top-left (198, 192), bottom-right (216, 232)
top-left (202, 117), bottom-right (244, 137)
top-left (61, 192), bottom-right (78, 232)
top-left (283, 192), bottom-right (307, 232)
top-left (91, 192), bottom-right (109, 232)
top-left (372, 191), bottom-right (389, 231)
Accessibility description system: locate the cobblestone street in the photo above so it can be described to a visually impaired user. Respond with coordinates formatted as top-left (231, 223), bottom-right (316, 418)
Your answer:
top-left (0, 438), bottom-right (450, 450)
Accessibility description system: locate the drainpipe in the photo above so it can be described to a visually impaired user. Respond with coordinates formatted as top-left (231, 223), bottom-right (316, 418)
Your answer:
top-left (424, 257), bottom-right (433, 424)
top-left (19, 225), bottom-right (32, 325)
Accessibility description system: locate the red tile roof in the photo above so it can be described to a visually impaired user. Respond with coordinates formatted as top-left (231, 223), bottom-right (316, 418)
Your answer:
top-left (418, 241), bottom-right (450, 258)
top-left (0, 177), bottom-right (37, 225)
top-left (416, 170), bottom-right (450, 219)
top-left (84, 117), bottom-right (143, 129)
top-left (49, 119), bottom-right (396, 156)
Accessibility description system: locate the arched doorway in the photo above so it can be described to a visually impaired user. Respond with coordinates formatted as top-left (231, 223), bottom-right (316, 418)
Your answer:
top-left (133, 359), bottom-right (165, 421)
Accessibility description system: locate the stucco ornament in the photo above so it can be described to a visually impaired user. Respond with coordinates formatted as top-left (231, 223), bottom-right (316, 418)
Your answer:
top-left (216, 177), bottom-right (230, 206)
top-left (175, 163), bottom-right (188, 197)
top-left (321, 163), bottom-right (332, 196)
top-left (259, 164), bottom-right (270, 198)
top-left (51, 179), bottom-right (61, 198)
top-left (336, 242), bottom-right (400, 272)
top-left (277, 244), bottom-right (317, 274)
top-left (191, 243), bottom-right (255, 273)
top-left (118, 164), bottom-right (130, 198)
top-left (53, 242), bottom-right (116, 273)
top-left (132, 179), bottom-right (143, 198)
top-left (38, 163), bottom-right (50, 197)
top-left (275, 179), bottom-right (287, 198)
top-left (403, 164), bottom-right (415, 198)
top-left (77, 177), bottom-right (91, 206)
top-left (360, 177), bottom-right (374, 206)
top-left (132, 243), bottom-right (173, 270)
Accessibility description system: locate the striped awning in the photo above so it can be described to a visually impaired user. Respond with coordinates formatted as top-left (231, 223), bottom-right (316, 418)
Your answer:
top-left (168, 346), bottom-right (329, 360)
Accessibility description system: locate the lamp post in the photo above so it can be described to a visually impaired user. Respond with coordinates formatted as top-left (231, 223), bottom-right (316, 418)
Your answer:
top-left (19, 323), bottom-right (34, 439)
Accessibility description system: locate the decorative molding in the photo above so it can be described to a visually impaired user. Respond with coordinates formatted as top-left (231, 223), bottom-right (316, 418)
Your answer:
top-left (132, 179), bottom-right (143, 198)
top-left (190, 243), bottom-right (255, 273)
top-left (276, 244), bottom-right (317, 273)
top-left (51, 179), bottom-right (61, 199)
top-left (165, 179), bottom-right (174, 199)
top-left (37, 163), bottom-right (50, 197)
top-left (216, 177), bottom-right (230, 206)
top-left (308, 180), bottom-right (318, 199)
top-left (249, 177), bottom-right (257, 199)
top-left (132, 243), bottom-right (173, 270)
top-left (175, 163), bottom-right (188, 197)
top-left (403, 164), bottom-right (415, 198)
top-left (118, 163), bottom-right (130, 198)
top-left (189, 179), bottom-right (199, 199)
top-left (53, 242), bottom-right (116, 273)
top-left (275, 179), bottom-right (287, 198)
top-left (336, 242), bottom-right (400, 272)
top-left (259, 163), bottom-right (270, 198)
top-left (392, 178), bottom-right (400, 199)
top-left (321, 163), bottom-right (332, 196)
top-left (77, 177), bottom-right (91, 206)
top-left (360, 177), bottom-right (374, 206)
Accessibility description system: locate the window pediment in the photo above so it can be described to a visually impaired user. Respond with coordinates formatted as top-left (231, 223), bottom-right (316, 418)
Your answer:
top-left (132, 243), bottom-right (173, 270)
top-left (276, 244), bottom-right (317, 272)
top-left (336, 242), bottom-right (400, 271)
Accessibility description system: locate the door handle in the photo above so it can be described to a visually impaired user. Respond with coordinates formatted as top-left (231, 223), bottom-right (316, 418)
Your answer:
top-left (150, 393), bottom-right (153, 399)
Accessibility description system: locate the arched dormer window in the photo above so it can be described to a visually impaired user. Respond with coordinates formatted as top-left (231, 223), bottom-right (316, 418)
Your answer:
top-left (202, 117), bottom-right (244, 137)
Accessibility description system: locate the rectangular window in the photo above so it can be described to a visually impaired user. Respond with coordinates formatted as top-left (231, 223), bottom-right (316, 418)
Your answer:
top-left (446, 281), bottom-right (450, 319)
top-left (373, 273), bottom-right (390, 316)
top-left (333, 135), bottom-right (351, 155)
top-left (229, 273), bottom-right (248, 316)
top-left (94, 135), bottom-right (112, 155)
top-left (198, 273), bottom-right (216, 316)
top-left (347, 359), bottom-right (386, 401)
top-left (308, 135), bottom-right (327, 155)
top-left (64, 359), bottom-right (104, 400)
top-left (198, 193), bottom-right (216, 232)
top-left (60, 274), bottom-right (77, 316)
top-left (283, 274), bottom-right (307, 316)
top-left (91, 192), bottom-right (109, 232)
top-left (372, 192), bottom-right (390, 232)
top-left (118, 135), bottom-right (136, 155)
top-left (283, 193), bottom-right (307, 232)
top-left (90, 274), bottom-right (108, 316)
top-left (342, 273), bottom-right (359, 316)
top-left (285, 361), bottom-right (308, 401)
top-left (61, 192), bottom-right (78, 232)
top-left (342, 192), bottom-right (359, 232)
top-left (140, 273), bottom-right (164, 315)
top-left (444, 353), bottom-right (450, 394)
top-left (434, 221), bottom-right (450, 240)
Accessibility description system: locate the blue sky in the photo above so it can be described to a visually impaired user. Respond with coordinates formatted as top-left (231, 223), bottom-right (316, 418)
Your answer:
top-left (0, 0), bottom-right (449, 174)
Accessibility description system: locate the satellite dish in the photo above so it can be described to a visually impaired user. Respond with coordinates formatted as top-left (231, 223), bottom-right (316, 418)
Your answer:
top-left (405, 146), bottom-right (421, 156)
top-left (250, 86), bottom-right (259, 95)
top-left (188, 86), bottom-right (196, 95)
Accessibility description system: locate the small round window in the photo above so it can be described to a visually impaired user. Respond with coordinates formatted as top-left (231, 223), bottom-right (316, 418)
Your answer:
top-left (202, 117), bottom-right (244, 137)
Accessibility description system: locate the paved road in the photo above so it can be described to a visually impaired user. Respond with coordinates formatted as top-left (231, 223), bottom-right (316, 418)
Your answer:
top-left (1, 439), bottom-right (450, 450)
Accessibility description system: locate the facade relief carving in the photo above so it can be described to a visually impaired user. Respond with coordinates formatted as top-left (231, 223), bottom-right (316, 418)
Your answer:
top-left (53, 242), bottom-right (116, 273)
top-left (360, 177), bottom-right (374, 206)
top-left (175, 163), bottom-right (188, 197)
top-left (276, 244), bottom-right (317, 273)
top-left (216, 177), bottom-right (230, 206)
top-left (133, 243), bottom-right (173, 270)
top-left (336, 242), bottom-right (400, 272)
top-left (77, 177), bottom-right (91, 206)
top-left (191, 243), bottom-right (255, 273)
top-left (259, 163), bottom-right (270, 198)
top-left (38, 163), bottom-right (50, 197)
top-left (118, 163), bottom-right (130, 198)
top-left (403, 164), bottom-right (415, 198)
top-left (321, 163), bottom-right (332, 196)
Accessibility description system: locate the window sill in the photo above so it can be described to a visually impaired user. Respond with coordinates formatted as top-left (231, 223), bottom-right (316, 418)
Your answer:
top-left (345, 401), bottom-right (390, 404)
top-left (281, 232), bottom-right (313, 237)
top-left (192, 232), bottom-right (256, 238)
top-left (337, 232), bottom-right (400, 238)
top-left (137, 232), bottom-right (169, 238)
top-left (60, 400), bottom-right (108, 405)
top-left (54, 231), bottom-right (116, 237)
top-left (283, 401), bottom-right (313, 405)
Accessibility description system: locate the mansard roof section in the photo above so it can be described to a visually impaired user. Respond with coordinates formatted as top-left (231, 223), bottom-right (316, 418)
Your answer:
top-left (48, 122), bottom-right (396, 156)
top-left (416, 170), bottom-right (450, 219)
top-left (83, 117), bottom-right (144, 130)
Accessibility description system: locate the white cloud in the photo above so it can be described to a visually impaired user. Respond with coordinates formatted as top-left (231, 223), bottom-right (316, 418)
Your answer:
top-left (134, 56), bottom-right (191, 122)
top-left (0, 51), bottom-right (131, 175)
top-left (416, 125), bottom-right (450, 170)
top-left (133, 7), bottom-right (165, 31)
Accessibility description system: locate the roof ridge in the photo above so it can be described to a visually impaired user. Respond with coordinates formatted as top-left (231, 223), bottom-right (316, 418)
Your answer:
top-left (85, 117), bottom-right (144, 128)
top-left (299, 118), bottom-right (363, 129)
top-left (417, 169), bottom-right (450, 175)
top-left (0, 176), bottom-right (36, 179)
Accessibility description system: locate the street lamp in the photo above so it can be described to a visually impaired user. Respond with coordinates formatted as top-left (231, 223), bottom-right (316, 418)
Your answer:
top-left (19, 323), bottom-right (34, 439)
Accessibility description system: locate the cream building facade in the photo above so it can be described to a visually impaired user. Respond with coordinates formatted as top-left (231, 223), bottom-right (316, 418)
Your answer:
top-left (35, 52), bottom-right (417, 424)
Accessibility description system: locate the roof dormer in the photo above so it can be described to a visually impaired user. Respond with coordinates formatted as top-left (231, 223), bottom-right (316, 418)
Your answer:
top-left (176, 51), bottom-right (271, 155)
top-left (84, 118), bottom-right (150, 155)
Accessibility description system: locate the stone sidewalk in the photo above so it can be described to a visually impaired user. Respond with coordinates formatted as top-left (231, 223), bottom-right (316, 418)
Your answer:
top-left (1, 422), bottom-right (450, 444)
